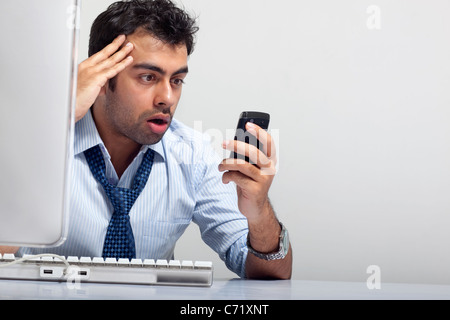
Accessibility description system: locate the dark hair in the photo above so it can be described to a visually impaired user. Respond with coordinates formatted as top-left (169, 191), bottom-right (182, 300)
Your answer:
top-left (89, 0), bottom-right (198, 57)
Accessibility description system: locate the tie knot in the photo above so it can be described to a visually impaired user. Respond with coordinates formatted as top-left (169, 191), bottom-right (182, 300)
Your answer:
top-left (107, 187), bottom-right (138, 216)
top-left (84, 145), bottom-right (155, 217)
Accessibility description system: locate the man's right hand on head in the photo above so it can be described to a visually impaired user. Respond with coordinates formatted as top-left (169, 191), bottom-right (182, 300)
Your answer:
top-left (75, 35), bottom-right (134, 122)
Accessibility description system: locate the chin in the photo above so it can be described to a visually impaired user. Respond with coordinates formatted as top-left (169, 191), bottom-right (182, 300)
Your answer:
top-left (135, 131), bottom-right (166, 146)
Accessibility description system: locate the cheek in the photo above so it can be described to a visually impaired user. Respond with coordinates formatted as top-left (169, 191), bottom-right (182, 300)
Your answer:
top-left (116, 80), bottom-right (151, 110)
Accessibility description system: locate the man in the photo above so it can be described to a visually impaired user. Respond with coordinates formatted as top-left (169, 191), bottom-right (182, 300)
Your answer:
top-left (1, 0), bottom-right (292, 279)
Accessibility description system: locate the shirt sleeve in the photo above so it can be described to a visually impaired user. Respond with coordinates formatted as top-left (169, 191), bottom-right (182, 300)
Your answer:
top-left (191, 137), bottom-right (249, 278)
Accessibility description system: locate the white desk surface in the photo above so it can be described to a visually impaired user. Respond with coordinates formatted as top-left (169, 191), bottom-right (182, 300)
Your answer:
top-left (1, 278), bottom-right (450, 300)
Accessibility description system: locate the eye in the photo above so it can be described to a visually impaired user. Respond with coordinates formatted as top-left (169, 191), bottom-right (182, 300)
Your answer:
top-left (172, 78), bottom-right (185, 86)
top-left (140, 74), bottom-right (156, 83)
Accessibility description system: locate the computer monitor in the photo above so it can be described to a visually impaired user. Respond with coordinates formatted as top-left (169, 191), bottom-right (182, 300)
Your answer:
top-left (0, 0), bottom-right (79, 247)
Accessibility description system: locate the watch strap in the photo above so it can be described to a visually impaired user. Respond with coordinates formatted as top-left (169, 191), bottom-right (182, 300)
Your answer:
top-left (246, 222), bottom-right (288, 261)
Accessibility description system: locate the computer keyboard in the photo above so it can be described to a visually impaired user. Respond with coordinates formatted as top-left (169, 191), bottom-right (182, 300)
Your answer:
top-left (0, 253), bottom-right (213, 287)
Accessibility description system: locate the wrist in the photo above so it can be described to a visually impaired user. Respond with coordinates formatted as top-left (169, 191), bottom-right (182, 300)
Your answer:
top-left (247, 201), bottom-right (281, 253)
top-left (247, 222), bottom-right (290, 261)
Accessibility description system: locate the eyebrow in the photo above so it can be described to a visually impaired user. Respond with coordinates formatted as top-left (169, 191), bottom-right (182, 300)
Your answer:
top-left (132, 63), bottom-right (189, 76)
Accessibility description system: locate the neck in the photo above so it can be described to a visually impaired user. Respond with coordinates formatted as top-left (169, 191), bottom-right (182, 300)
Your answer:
top-left (91, 107), bottom-right (141, 179)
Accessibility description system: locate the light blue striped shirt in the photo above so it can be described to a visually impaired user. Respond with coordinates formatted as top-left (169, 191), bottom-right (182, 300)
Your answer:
top-left (20, 110), bottom-right (249, 277)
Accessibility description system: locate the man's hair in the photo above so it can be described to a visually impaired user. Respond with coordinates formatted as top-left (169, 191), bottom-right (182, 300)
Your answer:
top-left (88, 0), bottom-right (198, 57)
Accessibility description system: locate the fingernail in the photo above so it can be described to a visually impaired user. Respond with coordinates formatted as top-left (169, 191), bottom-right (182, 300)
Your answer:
top-left (222, 140), bottom-right (230, 148)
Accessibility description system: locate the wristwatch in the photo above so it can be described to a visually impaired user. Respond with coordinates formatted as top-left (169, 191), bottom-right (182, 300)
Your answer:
top-left (247, 222), bottom-right (290, 260)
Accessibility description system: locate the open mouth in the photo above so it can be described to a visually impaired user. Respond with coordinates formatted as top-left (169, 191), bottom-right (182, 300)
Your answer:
top-left (148, 118), bottom-right (167, 125)
top-left (146, 116), bottom-right (170, 134)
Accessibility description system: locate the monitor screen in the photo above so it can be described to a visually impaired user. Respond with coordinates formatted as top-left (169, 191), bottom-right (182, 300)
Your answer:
top-left (0, 0), bottom-right (79, 247)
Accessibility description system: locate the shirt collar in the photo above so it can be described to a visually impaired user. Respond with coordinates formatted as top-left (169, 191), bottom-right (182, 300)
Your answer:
top-left (74, 110), bottom-right (165, 160)
top-left (74, 109), bottom-right (103, 156)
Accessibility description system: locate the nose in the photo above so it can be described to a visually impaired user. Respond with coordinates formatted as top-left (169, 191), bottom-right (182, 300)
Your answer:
top-left (154, 80), bottom-right (175, 108)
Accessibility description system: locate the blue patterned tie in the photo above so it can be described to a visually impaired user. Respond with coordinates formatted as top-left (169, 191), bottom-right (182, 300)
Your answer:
top-left (84, 145), bottom-right (155, 259)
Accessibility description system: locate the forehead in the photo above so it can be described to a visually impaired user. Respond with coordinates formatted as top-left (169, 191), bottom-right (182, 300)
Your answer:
top-left (126, 29), bottom-right (188, 70)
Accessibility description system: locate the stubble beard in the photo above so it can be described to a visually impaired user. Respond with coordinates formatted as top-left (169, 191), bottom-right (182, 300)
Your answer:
top-left (105, 93), bottom-right (172, 146)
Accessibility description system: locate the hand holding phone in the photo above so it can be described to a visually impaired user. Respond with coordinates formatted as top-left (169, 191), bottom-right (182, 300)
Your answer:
top-left (231, 111), bottom-right (270, 163)
top-left (220, 110), bottom-right (277, 223)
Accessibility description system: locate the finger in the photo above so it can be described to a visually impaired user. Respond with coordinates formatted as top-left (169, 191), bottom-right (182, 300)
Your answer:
top-left (96, 41), bottom-right (134, 70)
top-left (88, 34), bottom-right (127, 65)
top-left (219, 158), bottom-right (261, 181)
top-left (219, 156), bottom-right (276, 178)
top-left (245, 122), bottom-right (277, 161)
top-left (221, 169), bottom-right (260, 190)
top-left (85, 55), bottom-right (133, 89)
top-left (223, 140), bottom-right (272, 168)
top-left (102, 55), bottom-right (134, 81)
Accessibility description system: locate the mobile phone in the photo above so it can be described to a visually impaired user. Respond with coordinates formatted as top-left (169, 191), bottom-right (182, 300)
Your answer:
top-left (231, 111), bottom-right (270, 163)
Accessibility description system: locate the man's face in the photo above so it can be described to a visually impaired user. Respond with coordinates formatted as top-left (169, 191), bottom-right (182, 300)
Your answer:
top-left (103, 29), bottom-right (189, 146)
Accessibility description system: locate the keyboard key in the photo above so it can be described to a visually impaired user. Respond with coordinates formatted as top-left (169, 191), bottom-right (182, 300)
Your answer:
top-left (194, 261), bottom-right (213, 270)
top-left (3, 254), bottom-right (15, 261)
top-left (181, 260), bottom-right (194, 269)
top-left (117, 258), bottom-right (129, 266)
top-left (143, 259), bottom-right (156, 267)
top-left (80, 257), bottom-right (92, 264)
top-left (23, 254), bottom-right (40, 263)
top-left (156, 260), bottom-right (168, 268)
top-left (104, 258), bottom-right (117, 266)
top-left (41, 256), bottom-right (54, 263)
top-left (67, 256), bottom-right (79, 264)
top-left (92, 257), bottom-right (104, 265)
top-left (168, 260), bottom-right (181, 269)
top-left (53, 256), bottom-right (66, 264)
top-left (130, 259), bottom-right (143, 267)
